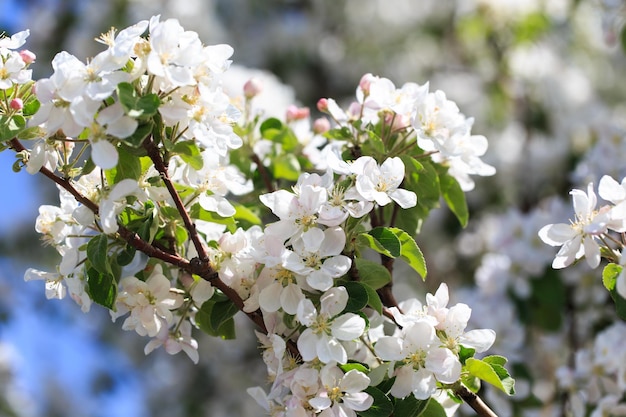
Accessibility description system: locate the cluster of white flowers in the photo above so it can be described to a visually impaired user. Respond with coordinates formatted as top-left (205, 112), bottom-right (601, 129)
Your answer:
top-left (0, 16), bottom-right (505, 415)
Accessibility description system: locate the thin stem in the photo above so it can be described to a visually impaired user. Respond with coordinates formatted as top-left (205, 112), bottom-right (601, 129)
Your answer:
top-left (453, 384), bottom-right (499, 417)
top-left (143, 136), bottom-right (209, 263)
top-left (250, 152), bottom-right (275, 193)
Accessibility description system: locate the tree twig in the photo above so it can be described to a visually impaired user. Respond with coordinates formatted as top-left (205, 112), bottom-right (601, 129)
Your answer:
top-left (454, 384), bottom-right (499, 417)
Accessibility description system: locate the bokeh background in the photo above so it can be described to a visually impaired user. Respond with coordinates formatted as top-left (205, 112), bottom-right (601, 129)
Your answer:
top-left (1, 0), bottom-right (626, 416)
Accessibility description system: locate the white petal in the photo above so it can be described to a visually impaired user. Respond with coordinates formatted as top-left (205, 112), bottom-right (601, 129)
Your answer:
top-left (375, 336), bottom-right (404, 361)
top-left (459, 329), bottom-right (496, 353)
top-left (331, 313), bottom-right (366, 340)
top-left (91, 140), bottom-right (119, 169)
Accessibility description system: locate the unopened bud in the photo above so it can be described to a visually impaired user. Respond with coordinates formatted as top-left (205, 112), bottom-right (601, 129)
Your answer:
top-left (317, 98), bottom-right (329, 113)
top-left (313, 117), bottom-right (331, 134)
top-left (359, 73), bottom-right (375, 96)
top-left (243, 77), bottom-right (263, 99)
top-left (10, 98), bottom-right (23, 111)
top-left (286, 105), bottom-right (310, 122)
top-left (19, 49), bottom-right (36, 64)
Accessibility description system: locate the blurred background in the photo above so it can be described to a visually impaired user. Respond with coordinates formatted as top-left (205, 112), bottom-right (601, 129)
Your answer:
top-left (1, 0), bottom-right (626, 416)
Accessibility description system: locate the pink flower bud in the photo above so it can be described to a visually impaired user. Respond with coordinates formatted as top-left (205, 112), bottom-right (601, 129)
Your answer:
top-left (243, 77), bottom-right (263, 99)
top-left (286, 105), bottom-right (310, 122)
top-left (19, 50), bottom-right (36, 64)
top-left (10, 98), bottom-right (23, 111)
top-left (313, 117), bottom-right (331, 134)
top-left (359, 73), bottom-right (375, 95)
top-left (317, 98), bottom-right (329, 113)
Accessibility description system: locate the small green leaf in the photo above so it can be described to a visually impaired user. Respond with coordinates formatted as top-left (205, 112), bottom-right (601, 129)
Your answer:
top-left (196, 299), bottom-right (238, 339)
top-left (117, 82), bottom-right (160, 119)
top-left (86, 267), bottom-right (117, 310)
top-left (339, 362), bottom-right (369, 374)
top-left (465, 358), bottom-right (515, 395)
top-left (0, 115), bottom-right (26, 142)
top-left (366, 227), bottom-right (401, 257)
top-left (172, 140), bottom-right (203, 170)
top-left (419, 397), bottom-right (447, 417)
top-left (458, 345), bottom-right (476, 365)
top-left (87, 234), bottom-right (110, 275)
top-left (392, 396), bottom-right (429, 417)
top-left (389, 227), bottom-right (427, 280)
top-left (362, 282), bottom-right (383, 315)
top-left (342, 281), bottom-right (369, 313)
top-left (234, 204), bottom-right (262, 227)
top-left (259, 118), bottom-right (283, 135)
top-left (189, 204), bottom-right (237, 233)
top-left (271, 153), bottom-right (300, 181)
top-left (483, 355), bottom-right (508, 367)
top-left (354, 258), bottom-right (391, 290)
top-left (210, 300), bottom-right (240, 333)
top-left (602, 263), bottom-right (626, 320)
top-left (440, 172), bottom-right (468, 227)
top-left (107, 149), bottom-right (142, 183)
top-left (359, 386), bottom-right (393, 417)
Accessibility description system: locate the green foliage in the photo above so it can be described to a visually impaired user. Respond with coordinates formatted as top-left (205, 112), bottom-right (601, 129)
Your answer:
top-left (392, 397), bottom-right (446, 417)
top-left (86, 267), bottom-right (117, 310)
top-left (195, 295), bottom-right (239, 339)
top-left (359, 387), bottom-right (393, 417)
top-left (117, 82), bottom-right (160, 120)
top-left (0, 115), bottom-right (26, 142)
top-left (171, 140), bottom-right (203, 170)
top-left (342, 281), bottom-right (370, 312)
top-left (354, 258), bottom-right (391, 290)
top-left (439, 172), bottom-right (468, 228)
top-left (602, 263), bottom-right (626, 320)
top-left (465, 356), bottom-right (515, 395)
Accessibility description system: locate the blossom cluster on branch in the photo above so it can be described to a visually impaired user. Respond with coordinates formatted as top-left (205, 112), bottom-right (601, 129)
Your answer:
top-left (0, 16), bottom-right (513, 417)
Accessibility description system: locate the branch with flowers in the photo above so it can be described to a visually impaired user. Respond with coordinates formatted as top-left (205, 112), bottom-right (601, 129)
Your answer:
top-left (0, 17), bottom-right (514, 417)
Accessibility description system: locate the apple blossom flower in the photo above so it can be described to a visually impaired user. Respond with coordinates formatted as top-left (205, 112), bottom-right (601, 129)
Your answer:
top-left (283, 227), bottom-right (352, 291)
top-left (144, 319), bottom-right (199, 364)
top-left (309, 365), bottom-right (373, 417)
top-left (112, 264), bottom-right (184, 337)
top-left (296, 286), bottom-right (366, 364)
top-left (351, 156), bottom-right (417, 209)
top-left (539, 182), bottom-right (610, 269)
top-left (99, 179), bottom-right (148, 234)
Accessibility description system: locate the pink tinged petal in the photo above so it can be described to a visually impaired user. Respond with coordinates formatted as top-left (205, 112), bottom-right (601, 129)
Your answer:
top-left (538, 223), bottom-right (577, 246)
top-left (259, 282), bottom-right (283, 312)
top-left (91, 140), bottom-right (119, 169)
top-left (390, 366), bottom-right (414, 398)
top-left (375, 336), bottom-right (404, 361)
top-left (343, 392), bottom-right (374, 412)
top-left (341, 370), bottom-right (371, 393)
top-left (297, 298), bottom-right (317, 326)
top-left (331, 313), bottom-right (366, 340)
top-left (307, 269), bottom-right (334, 291)
top-left (426, 348), bottom-right (461, 384)
top-left (389, 189), bottom-right (417, 209)
top-left (281, 283), bottom-right (304, 315)
top-left (321, 256), bottom-right (352, 278)
top-left (144, 338), bottom-right (163, 355)
top-left (583, 236), bottom-right (601, 269)
top-left (459, 329), bottom-right (496, 353)
top-left (411, 368), bottom-right (437, 400)
top-left (319, 227), bottom-right (347, 256)
top-left (317, 335), bottom-right (347, 364)
top-left (320, 286), bottom-right (349, 317)
top-left (302, 228), bottom-right (325, 252)
top-left (309, 396), bottom-right (332, 412)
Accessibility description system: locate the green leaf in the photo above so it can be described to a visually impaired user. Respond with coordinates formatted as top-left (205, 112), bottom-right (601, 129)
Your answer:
top-left (272, 153), bottom-right (301, 181)
top-left (359, 386), bottom-right (393, 417)
top-left (366, 227), bottom-right (401, 257)
top-left (87, 234), bottom-right (110, 275)
top-left (342, 281), bottom-right (369, 313)
top-left (22, 98), bottom-right (40, 116)
top-left (419, 397), bottom-right (447, 417)
top-left (117, 82), bottom-right (160, 119)
top-left (465, 358), bottom-right (515, 395)
top-left (234, 204), bottom-right (262, 227)
top-left (362, 282), bottom-right (383, 315)
top-left (107, 150), bottom-right (142, 183)
top-left (172, 140), bottom-right (203, 170)
top-left (116, 245), bottom-right (137, 267)
top-left (392, 396), bottom-right (429, 417)
top-left (259, 118), bottom-right (283, 135)
top-left (602, 263), bottom-right (626, 320)
top-left (339, 362), bottom-right (369, 374)
top-left (86, 267), bottom-right (117, 310)
top-left (440, 172), bottom-right (468, 228)
top-left (458, 345), bottom-right (476, 365)
top-left (0, 115), bottom-right (26, 142)
top-left (362, 130), bottom-right (385, 155)
top-left (483, 355), bottom-right (508, 367)
top-left (354, 258), bottom-right (391, 290)
top-left (388, 228), bottom-right (427, 280)
top-left (196, 299), bottom-right (239, 339)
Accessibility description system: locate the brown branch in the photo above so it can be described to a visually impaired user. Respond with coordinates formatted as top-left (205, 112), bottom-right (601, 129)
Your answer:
top-left (250, 152), bottom-right (274, 193)
top-left (454, 384), bottom-right (499, 417)
top-left (142, 136), bottom-right (210, 263)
